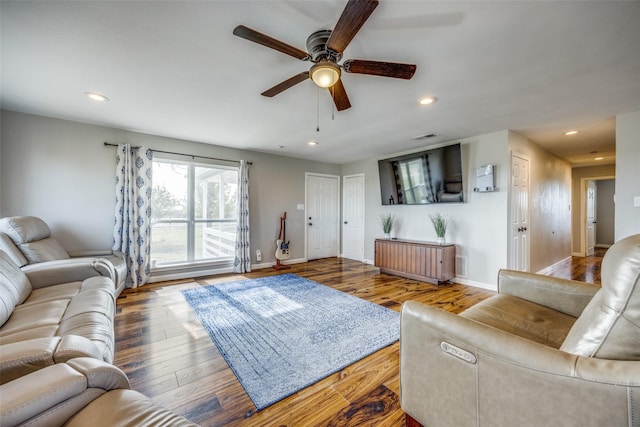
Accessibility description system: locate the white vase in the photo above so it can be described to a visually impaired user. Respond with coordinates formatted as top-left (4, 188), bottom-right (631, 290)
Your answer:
top-left (384, 233), bottom-right (391, 240)
top-left (436, 236), bottom-right (445, 244)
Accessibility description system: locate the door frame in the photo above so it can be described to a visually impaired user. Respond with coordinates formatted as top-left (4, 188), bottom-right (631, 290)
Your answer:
top-left (579, 175), bottom-right (615, 256)
top-left (341, 173), bottom-right (365, 262)
top-left (304, 172), bottom-right (341, 261)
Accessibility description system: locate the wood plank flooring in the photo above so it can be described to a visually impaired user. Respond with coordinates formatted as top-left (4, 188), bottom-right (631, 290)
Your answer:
top-left (114, 253), bottom-right (604, 426)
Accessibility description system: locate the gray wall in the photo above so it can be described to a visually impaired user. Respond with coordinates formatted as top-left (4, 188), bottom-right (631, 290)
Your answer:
top-left (0, 110), bottom-right (339, 269)
top-left (596, 179), bottom-right (615, 246)
top-left (616, 110), bottom-right (640, 240)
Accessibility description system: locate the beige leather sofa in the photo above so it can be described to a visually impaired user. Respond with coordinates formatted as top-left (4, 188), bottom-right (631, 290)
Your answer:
top-left (400, 234), bottom-right (640, 427)
top-left (0, 216), bottom-right (127, 296)
top-left (0, 251), bottom-right (116, 384)
top-left (0, 358), bottom-right (197, 427)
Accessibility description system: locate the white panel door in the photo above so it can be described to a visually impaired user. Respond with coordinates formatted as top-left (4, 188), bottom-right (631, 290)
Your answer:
top-left (586, 180), bottom-right (597, 256)
top-left (510, 154), bottom-right (530, 271)
top-left (306, 174), bottom-right (340, 260)
top-left (342, 174), bottom-right (365, 261)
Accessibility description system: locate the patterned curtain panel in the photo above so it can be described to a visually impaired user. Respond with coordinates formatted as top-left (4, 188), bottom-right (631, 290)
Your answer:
top-left (113, 144), bottom-right (153, 288)
top-left (234, 160), bottom-right (251, 273)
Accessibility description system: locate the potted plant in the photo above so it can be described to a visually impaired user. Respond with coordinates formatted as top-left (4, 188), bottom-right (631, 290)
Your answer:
top-left (429, 213), bottom-right (449, 244)
top-left (380, 213), bottom-right (394, 240)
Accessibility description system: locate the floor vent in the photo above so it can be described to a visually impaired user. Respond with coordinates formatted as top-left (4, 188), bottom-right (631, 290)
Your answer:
top-left (456, 255), bottom-right (468, 278)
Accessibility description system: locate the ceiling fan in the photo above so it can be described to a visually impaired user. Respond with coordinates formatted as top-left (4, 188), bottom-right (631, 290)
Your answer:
top-left (233, 0), bottom-right (416, 111)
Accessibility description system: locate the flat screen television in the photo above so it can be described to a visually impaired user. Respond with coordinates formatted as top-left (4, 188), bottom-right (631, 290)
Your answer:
top-left (378, 143), bottom-right (463, 205)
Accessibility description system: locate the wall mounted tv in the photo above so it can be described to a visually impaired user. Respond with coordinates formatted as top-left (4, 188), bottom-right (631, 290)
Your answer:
top-left (378, 143), bottom-right (464, 205)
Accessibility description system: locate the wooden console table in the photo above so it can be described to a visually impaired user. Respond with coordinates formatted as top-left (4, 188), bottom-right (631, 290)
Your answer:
top-left (375, 238), bottom-right (455, 285)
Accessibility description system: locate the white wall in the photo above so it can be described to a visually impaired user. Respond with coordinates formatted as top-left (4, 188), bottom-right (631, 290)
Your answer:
top-left (0, 110), bottom-right (340, 267)
top-left (615, 110), bottom-right (640, 240)
top-left (342, 131), bottom-right (510, 289)
top-left (508, 131), bottom-right (572, 273)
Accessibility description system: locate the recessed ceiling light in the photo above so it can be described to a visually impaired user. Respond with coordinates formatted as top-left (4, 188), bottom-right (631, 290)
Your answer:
top-left (308, 140), bottom-right (319, 146)
top-left (84, 91), bottom-right (109, 102)
top-left (594, 157), bottom-right (604, 161)
top-left (564, 130), bottom-right (578, 136)
top-left (419, 96), bottom-right (437, 105)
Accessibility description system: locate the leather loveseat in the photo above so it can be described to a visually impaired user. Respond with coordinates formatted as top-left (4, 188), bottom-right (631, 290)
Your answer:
top-left (0, 216), bottom-right (127, 296)
top-left (400, 234), bottom-right (640, 427)
top-left (0, 251), bottom-right (116, 384)
top-left (0, 358), bottom-right (197, 427)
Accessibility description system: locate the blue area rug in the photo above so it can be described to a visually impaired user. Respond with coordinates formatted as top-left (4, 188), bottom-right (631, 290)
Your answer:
top-left (181, 273), bottom-right (400, 410)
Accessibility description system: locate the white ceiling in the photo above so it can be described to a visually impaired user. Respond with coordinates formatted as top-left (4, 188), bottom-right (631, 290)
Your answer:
top-left (2, 1), bottom-right (639, 166)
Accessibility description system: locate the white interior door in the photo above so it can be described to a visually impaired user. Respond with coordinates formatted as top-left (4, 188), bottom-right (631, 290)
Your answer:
top-left (342, 174), bottom-right (365, 261)
top-left (306, 174), bottom-right (340, 260)
top-left (510, 154), bottom-right (530, 271)
top-left (586, 180), bottom-right (597, 256)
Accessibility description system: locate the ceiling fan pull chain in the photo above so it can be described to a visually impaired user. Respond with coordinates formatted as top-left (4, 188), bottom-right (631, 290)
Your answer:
top-left (316, 86), bottom-right (320, 132)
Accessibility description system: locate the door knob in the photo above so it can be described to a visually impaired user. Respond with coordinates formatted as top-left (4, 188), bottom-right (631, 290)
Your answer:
top-left (344, 221), bottom-right (348, 224)
top-left (309, 223), bottom-right (313, 226)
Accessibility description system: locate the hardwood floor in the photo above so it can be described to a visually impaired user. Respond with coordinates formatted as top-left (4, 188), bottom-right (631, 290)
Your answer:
top-left (114, 253), bottom-right (605, 426)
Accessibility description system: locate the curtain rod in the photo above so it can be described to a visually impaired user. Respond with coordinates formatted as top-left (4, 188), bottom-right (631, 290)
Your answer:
top-left (103, 142), bottom-right (251, 165)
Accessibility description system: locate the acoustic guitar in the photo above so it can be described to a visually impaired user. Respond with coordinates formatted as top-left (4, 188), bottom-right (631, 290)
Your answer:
top-left (275, 212), bottom-right (290, 261)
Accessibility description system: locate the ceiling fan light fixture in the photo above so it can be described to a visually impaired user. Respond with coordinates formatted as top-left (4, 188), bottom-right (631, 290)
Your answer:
top-left (310, 60), bottom-right (341, 88)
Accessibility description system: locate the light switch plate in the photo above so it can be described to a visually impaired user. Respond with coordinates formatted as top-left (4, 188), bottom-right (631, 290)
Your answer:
top-left (297, 204), bottom-right (305, 210)
top-left (634, 196), bottom-right (640, 207)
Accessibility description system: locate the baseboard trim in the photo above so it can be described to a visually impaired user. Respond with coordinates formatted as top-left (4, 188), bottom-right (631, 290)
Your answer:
top-left (595, 244), bottom-right (612, 248)
top-left (571, 252), bottom-right (583, 257)
top-left (536, 256), bottom-right (572, 275)
top-left (252, 258), bottom-right (308, 270)
top-left (453, 277), bottom-right (497, 292)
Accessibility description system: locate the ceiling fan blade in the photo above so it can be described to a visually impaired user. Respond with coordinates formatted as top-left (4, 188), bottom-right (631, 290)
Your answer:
top-left (343, 59), bottom-right (416, 79)
top-left (326, 0), bottom-right (379, 54)
top-left (261, 72), bottom-right (310, 97)
top-left (329, 79), bottom-right (351, 111)
top-left (233, 25), bottom-right (309, 60)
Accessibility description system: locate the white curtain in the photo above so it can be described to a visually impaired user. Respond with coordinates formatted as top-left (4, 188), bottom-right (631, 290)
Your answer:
top-left (113, 144), bottom-right (153, 288)
top-left (234, 160), bottom-right (251, 273)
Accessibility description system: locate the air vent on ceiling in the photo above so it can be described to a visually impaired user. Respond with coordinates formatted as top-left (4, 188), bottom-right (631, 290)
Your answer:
top-left (412, 133), bottom-right (438, 140)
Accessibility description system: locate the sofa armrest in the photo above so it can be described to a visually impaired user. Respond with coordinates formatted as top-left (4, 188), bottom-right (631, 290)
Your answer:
top-left (0, 358), bottom-right (129, 427)
top-left (400, 301), bottom-right (640, 427)
top-left (22, 258), bottom-right (116, 288)
top-left (68, 249), bottom-right (123, 260)
top-left (497, 269), bottom-right (600, 317)
top-left (0, 336), bottom-right (103, 384)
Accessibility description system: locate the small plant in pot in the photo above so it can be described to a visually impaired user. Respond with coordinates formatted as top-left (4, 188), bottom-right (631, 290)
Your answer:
top-left (429, 213), bottom-right (449, 244)
top-left (380, 214), bottom-right (394, 239)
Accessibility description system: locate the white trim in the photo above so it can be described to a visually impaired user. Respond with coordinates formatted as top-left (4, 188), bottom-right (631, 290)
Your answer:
top-left (572, 252), bottom-right (583, 257)
top-left (363, 258), bottom-right (375, 265)
top-left (536, 256), bottom-right (571, 275)
top-left (595, 244), bottom-right (612, 248)
top-left (148, 266), bottom-right (234, 283)
top-left (251, 257), bottom-right (308, 270)
top-left (454, 277), bottom-right (497, 292)
top-left (579, 175), bottom-right (615, 257)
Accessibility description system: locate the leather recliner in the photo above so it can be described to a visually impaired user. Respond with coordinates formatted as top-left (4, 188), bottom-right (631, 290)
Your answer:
top-left (0, 358), bottom-right (197, 427)
top-left (400, 234), bottom-right (640, 427)
top-left (0, 216), bottom-right (127, 296)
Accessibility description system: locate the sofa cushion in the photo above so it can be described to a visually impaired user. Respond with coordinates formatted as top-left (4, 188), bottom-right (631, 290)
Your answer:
top-left (0, 252), bottom-right (32, 326)
top-left (0, 275), bottom-right (115, 363)
top-left (0, 217), bottom-right (70, 263)
top-left (460, 294), bottom-right (576, 349)
top-left (560, 234), bottom-right (640, 359)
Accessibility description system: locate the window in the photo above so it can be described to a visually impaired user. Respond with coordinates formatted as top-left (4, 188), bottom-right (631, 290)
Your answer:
top-left (150, 157), bottom-right (238, 267)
